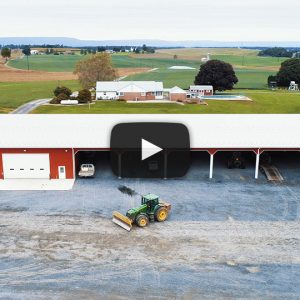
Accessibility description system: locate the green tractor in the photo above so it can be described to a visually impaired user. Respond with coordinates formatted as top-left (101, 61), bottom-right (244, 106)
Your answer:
top-left (112, 193), bottom-right (171, 231)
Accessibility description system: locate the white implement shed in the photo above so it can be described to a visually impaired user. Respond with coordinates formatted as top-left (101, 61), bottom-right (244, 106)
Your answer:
top-left (1, 115), bottom-right (300, 184)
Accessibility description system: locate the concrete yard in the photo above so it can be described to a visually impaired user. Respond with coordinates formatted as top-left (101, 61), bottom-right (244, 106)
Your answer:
top-left (0, 152), bottom-right (300, 299)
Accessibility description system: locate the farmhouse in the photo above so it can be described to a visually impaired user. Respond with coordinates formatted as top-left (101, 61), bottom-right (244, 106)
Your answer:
top-left (96, 81), bottom-right (164, 101)
top-left (105, 50), bottom-right (115, 54)
top-left (30, 50), bottom-right (39, 55)
top-left (189, 85), bottom-right (214, 97)
top-left (1, 115), bottom-right (300, 190)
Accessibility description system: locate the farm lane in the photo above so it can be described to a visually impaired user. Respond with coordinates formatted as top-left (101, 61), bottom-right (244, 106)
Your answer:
top-left (11, 98), bottom-right (51, 114)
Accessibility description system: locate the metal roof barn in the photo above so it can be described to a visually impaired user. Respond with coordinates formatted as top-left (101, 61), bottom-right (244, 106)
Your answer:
top-left (0, 115), bottom-right (300, 189)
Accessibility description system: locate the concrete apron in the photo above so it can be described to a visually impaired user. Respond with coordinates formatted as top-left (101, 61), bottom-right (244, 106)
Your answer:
top-left (0, 179), bottom-right (75, 191)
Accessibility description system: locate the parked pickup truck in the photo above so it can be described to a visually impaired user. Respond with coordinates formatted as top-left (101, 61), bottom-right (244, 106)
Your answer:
top-left (78, 164), bottom-right (95, 178)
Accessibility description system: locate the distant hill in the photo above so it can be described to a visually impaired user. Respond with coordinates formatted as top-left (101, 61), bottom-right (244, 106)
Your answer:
top-left (1, 37), bottom-right (300, 48)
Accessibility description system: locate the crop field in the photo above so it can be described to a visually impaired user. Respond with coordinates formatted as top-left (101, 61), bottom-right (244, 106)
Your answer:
top-left (8, 54), bottom-right (200, 71)
top-left (9, 50), bottom-right (284, 71)
top-left (9, 55), bottom-right (84, 72)
top-left (156, 48), bottom-right (285, 69)
top-left (7, 50), bottom-right (281, 90)
top-left (112, 55), bottom-right (199, 69)
top-left (32, 91), bottom-right (300, 114)
top-left (212, 55), bottom-right (285, 70)
top-left (124, 68), bottom-right (273, 89)
top-left (156, 47), bottom-right (260, 57)
top-left (125, 69), bottom-right (198, 88)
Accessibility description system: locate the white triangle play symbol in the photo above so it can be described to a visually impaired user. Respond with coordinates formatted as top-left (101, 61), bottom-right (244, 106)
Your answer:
top-left (142, 139), bottom-right (163, 161)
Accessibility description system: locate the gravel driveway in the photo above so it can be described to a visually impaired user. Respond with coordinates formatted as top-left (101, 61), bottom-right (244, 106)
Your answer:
top-left (0, 154), bottom-right (300, 298)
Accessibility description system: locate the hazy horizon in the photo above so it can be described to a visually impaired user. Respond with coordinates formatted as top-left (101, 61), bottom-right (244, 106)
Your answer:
top-left (0, 0), bottom-right (299, 42)
top-left (2, 37), bottom-right (300, 43)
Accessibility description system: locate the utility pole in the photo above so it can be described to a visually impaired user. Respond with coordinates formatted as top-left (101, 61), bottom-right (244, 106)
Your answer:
top-left (26, 55), bottom-right (29, 71)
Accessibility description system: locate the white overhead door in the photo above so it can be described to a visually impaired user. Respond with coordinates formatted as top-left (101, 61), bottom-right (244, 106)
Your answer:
top-left (2, 154), bottom-right (50, 179)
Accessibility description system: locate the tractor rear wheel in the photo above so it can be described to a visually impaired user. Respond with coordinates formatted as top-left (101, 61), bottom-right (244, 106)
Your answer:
top-left (136, 214), bottom-right (149, 228)
top-left (155, 207), bottom-right (168, 222)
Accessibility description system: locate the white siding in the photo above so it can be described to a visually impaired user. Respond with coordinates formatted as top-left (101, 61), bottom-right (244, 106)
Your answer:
top-left (1, 115), bottom-right (300, 149)
top-left (96, 92), bottom-right (118, 100)
top-left (2, 154), bottom-right (50, 179)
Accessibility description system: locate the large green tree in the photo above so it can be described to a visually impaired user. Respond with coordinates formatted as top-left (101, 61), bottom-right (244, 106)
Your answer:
top-left (194, 60), bottom-right (238, 92)
top-left (74, 53), bottom-right (117, 89)
top-left (22, 46), bottom-right (31, 56)
top-left (276, 58), bottom-right (300, 87)
top-left (1, 47), bottom-right (11, 61)
top-left (22, 46), bottom-right (31, 70)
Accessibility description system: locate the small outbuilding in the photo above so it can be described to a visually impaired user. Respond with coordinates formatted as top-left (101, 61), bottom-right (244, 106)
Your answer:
top-left (167, 86), bottom-right (187, 101)
top-left (30, 50), bottom-right (39, 55)
top-left (189, 85), bottom-right (214, 97)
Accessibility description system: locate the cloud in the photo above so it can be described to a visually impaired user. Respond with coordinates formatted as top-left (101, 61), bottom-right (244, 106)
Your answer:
top-left (0, 0), bottom-right (299, 41)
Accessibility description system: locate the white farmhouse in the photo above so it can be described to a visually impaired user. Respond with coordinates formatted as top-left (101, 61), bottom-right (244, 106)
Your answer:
top-left (30, 49), bottom-right (39, 55)
top-left (96, 81), bottom-right (164, 101)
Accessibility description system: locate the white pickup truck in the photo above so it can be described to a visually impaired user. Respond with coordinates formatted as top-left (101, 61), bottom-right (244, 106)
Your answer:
top-left (78, 164), bottom-right (95, 178)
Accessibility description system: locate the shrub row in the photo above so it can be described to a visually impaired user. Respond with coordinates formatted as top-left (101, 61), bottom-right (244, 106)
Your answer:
top-left (51, 86), bottom-right (92, 104)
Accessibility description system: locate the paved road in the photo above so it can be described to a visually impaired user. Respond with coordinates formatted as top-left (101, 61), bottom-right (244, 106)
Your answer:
top-left (11, 98), bottom-right (51, 114)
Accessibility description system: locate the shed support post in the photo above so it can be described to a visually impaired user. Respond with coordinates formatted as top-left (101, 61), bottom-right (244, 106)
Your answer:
top-left (209, 154), bottom-right (214, 179)
top-left (118, 152), bottom-right (122, 179)
top-left (163, 151), bottom-right (168, 180)
top-left (255, 153), bottom-right (260, 179)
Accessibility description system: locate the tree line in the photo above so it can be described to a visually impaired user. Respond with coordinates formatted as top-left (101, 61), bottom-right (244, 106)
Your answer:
top-left (80, 44), bottom-right (155, 54)
top-left (268, 58), bottom-right (300, 87)
top-left (0, 44), bottom-right (65, 50)
top-left (0, 44), bottom-right (156, 53)
top-left (258, 47), bottom-right (293, 58)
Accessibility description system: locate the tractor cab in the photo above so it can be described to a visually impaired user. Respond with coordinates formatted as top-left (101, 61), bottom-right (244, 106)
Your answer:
top-left (142, 193), bottom-right (159, 209)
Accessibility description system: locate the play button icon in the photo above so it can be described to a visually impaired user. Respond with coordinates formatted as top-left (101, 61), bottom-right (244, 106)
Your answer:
top-left (142, 139), bottom-right (163, 161)
top-left (110, 123), bottom-right (190, 178)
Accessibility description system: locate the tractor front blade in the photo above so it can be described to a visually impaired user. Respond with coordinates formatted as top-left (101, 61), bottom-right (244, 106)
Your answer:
top-left (112, 211), bottom-right (133, 231)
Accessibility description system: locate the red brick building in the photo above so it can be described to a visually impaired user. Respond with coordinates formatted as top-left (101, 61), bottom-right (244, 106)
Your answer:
top-left (168, 86), bottom-right (187, 101)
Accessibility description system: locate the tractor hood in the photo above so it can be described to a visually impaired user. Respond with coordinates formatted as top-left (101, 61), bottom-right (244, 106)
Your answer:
top-left (126, 204), bottom-right (147, 219)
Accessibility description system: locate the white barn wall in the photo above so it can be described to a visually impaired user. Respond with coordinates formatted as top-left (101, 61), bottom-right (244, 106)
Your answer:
top-left (0, 115), bottom-right (300, 149)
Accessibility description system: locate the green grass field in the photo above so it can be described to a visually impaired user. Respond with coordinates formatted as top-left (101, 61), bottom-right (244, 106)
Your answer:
top-left (9, 52), bottom-right (284, 71)
top-left (0, 80), bottom-right (80, 113)
top-left (8, 52), bottom-right (280, 90)
top-left (3, 48), bottom-right (294, 114)
top-left (211, 55), bottom-right (286, 68)
top-left (124, 68), bottom-right (273, 89)
top-left (32, 91), bottom-right (300, 114)
top-left (8, 54), bottom-right (199, 71)
top-left (125, 69), bottom-right (198, 88)
top-left (156, 47), bottom-right (260, 57)
top-left (9, 55), bottom-right (83, 72)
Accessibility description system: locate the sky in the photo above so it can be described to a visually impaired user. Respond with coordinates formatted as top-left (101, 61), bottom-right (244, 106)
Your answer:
top-left (0, 0), bottom-right (299, 41)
